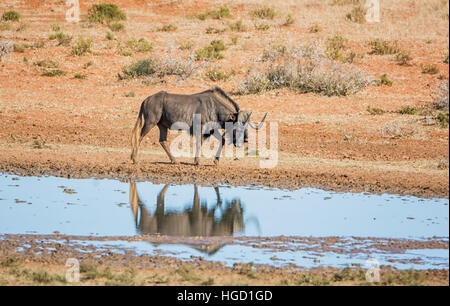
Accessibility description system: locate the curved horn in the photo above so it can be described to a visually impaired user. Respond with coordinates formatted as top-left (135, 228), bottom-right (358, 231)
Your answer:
top-left (248, 112), bottom-right (268, 130)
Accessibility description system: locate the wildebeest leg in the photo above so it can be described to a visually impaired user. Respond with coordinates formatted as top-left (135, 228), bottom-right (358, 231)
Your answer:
top-left (193, 134), bottom-right (203, 166)
top-left (214, 185), bottom-right (222, 206)
top-left (158, 124), bottom-right (178, 164)
top-left (213, 132), bottom-right (226, 166)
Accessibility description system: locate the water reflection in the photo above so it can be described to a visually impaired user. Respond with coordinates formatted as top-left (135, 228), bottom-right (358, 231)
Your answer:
top-left (129, 182), bottom-right (247, 253)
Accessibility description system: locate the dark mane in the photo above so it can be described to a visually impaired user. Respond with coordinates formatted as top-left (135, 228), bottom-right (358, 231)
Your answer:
top-left (196, 87), bottom-right (240, 112)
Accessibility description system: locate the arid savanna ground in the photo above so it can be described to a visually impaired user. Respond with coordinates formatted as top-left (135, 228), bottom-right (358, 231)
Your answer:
top-left (0, 0), bottom-right (448, 285)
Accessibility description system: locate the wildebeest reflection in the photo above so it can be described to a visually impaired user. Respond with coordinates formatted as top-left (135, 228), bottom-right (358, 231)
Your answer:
top-left (129, 182), bottom-right (244, 238)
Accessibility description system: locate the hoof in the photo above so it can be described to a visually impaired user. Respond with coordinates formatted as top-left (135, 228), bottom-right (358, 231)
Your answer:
top-left (213, 159), bottom-right (219, 166)
top-left (171, 160), bottom-right (179, 165)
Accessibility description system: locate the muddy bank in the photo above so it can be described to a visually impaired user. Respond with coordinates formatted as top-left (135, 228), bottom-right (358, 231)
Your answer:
top-left (0, 148), bottom-right (448, 198)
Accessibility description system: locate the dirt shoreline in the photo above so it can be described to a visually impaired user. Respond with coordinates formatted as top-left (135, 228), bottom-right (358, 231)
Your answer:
top-left (0, 146), bottom-right (448, 198)
top-left (0, 234), bottom-right (448, 286)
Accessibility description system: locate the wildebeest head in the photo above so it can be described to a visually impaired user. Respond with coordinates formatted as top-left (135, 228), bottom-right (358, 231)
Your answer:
top-left (231, 111), bottom-right (268, 147)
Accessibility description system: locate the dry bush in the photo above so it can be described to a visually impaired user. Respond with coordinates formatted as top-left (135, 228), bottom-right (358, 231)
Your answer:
top-left (120, 54), bottom-right (197, 80)
top-left (433, 81), bottom-right (449, 111)
top-left (237, 45), bottom-right (373, 96)
top-left (0, 39), bottom-right (13, 58)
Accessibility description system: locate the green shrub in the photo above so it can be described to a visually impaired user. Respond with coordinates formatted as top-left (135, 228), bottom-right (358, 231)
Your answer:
top-left (254, 23), bottom-right (270, 31)
top-left (121, 59), bottom-right (156, 78)
top-left (49, 31), bottom-right (73, 46)
top-left (158, 24), bottom-right (177, 32)
top-left (197, 7), bottom-right (231, 20)
top-left (368, 39), bottom-right (400, 55)
top-left (34, 59), bottom-right (59, 68)
top-left (124, 38), bottom-right (153, 53)
top-left (87, 3), bottom-right (126, 23)
top-left (250, 7), bottom-right (277, 19)
top-left (42, 69), bottom-right (66, 77)
top-left (71, 38), bottom-right (92, 56)
top-left (367, 106), bottom-right (385, 115)
top-left (421, 64), bottom-right (439, 75)
top-left (283, 14), bottom-right (295, 26)
top-left (106, 31), bottom-right (114, 40)
top-left (395, 52), bottom-right (412, 66)
top-left (195, 40), bottom-right (226, 60)
top-left (108, 22), bottom-right (124, 32)
top-left (50, 23), bottom-right (61, 31)
top-left (397, 106), bottom-right (417, 115)
top-left (380, 74), bottom-right (393, 86)
top-left (229, 20), bottom-right (247, 32)
top-left (326, 34), bottom-right (348, 60)
top-left (13, 43), bottom-right (25, 53)
top-left (206, 69), bottom-right (234, 81)
top-left (2, 10), bottom-right (21, 22)
top-left (437, 113), bottom-right (449, 127)
top-left (346, 5), bottom-right (366, 23)
top-left (73, 72), bottom-right (87, 79)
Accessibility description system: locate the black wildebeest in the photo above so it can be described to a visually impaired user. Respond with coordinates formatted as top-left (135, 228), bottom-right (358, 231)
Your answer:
top-left (130, 87), bottom-right (267, 165)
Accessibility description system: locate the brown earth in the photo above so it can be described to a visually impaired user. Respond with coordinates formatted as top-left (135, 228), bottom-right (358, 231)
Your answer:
top-left (0, 0), bottom-right (449, 286)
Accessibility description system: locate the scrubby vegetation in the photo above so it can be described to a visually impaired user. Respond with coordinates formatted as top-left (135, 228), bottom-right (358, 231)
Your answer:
top-left (71, 38), bottom-right (92, 56)
top-left (87, 3), bottom-right (126, 23)
top-left (195, 40), bottom-right (226, 60)
top-left (346, 5), bottom-right (366, 23)
top-left (368, 39), bottom-right (400, 55)
top-left (119, 55), bottom-right (196, 80)
top-left (250, 7), bottom-right (277, 19)
top-left (433, 81), bottom-right (449, 111)
top-left (237, 45), bottom-right (373, 96)
top-left (49, 31), bottom-right (73, 46)
top-left (196, 7), bottom-right (231, 20)
top-left (1, 10), bottom-right (21, 22)
top-left (421, 64), bottom-right (439, 75)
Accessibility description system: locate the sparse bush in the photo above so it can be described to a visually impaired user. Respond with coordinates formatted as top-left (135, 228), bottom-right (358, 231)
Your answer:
top-left (13, 43), bottom-right (25, 53)
top-left (433, 81), bottom-right (449, 110)
top-left (229, 20), bottom-right (247, 32)
top-left (121, 58), bottom-right (156, 78)
top-left (326, 34), bottom-right (348, 60)
top-left (444, 55), bottom-right (449, 64)
top-left (50, 23), bottom-right (61, 31)
top-left (16, 22), bottom-right (29, 31)
top-left (197, 7), bottom-right (231, 20)
top-left (71, 38), bottom-right (92, 56)
top-left (346, 5), bottom-right (366, 23)
top-left (108, 22), bottom-right (124, 32)
top-left (34, 59), bottom-right (59, 68)
top-left (395, 52), bottom-right (412, 66)
top-left (421, 64), bottom-right (439, 74)
top-left (206, 69), bottom-right (234, 81)
top-left (122, 38), bottom-right (153, 53)
top-left (367, 106), bottom-right (385, 115)
top-left (379, 74), bottom-right (393, 86)
top-left (119, 55), bottom-right (196, 80)
top-left (283, 14), bottom-right (295, 26)
top-left (42, 69), bottom-right (66, 77)
top-left (309, 24), bottom-right (321, 33)
top-left (238, 45), bottom-right (373, 96)
top-left (87, 3), bottom-right (126, 23)
top-left (124, 91), bottom-right (136, 97)
top-left (195, 40), bottom-right (226, 61)
top-left (156, 54), bottom-right (197, 79)
top-left (32, 269), bottom-right (54, 283)
top-left (205, 26), bottom-right (226, 34)
top-left (250, 7), bottom-right (277, 19)
top-left (158, 24), bottom-right (177, 32)
top-left (436, 113), bottom-right (449, 127)
top-left (0, 21), bottom-right (12, 31)
top-left (179, 41), bottom-right (193, 50)
top-left (49, 31), bottom-right (73, 46)
top-left (254, 22), bottom-right (270, 31)
top-left (106, 31), bottom-right (114, 40)
top-left (368, 39), bottom-right (400, 55)
top-left (397, 106), bottom-right (417, 115)
top-left (0, 39), bottom-right (13, 58)
top-left (2, 10), bottom-right (21, 22)
top-left (73, 72), bottom-right (87, 79)
top-left (83, 61), bottom-right (94, 69)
